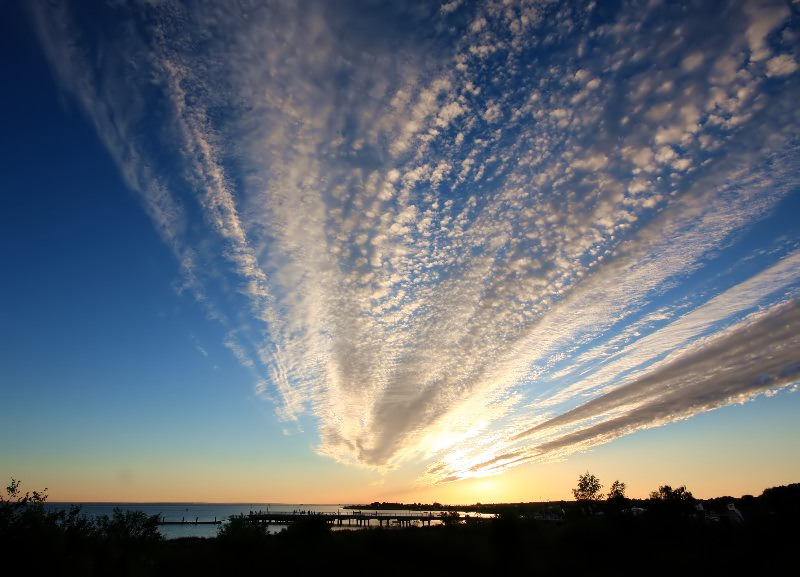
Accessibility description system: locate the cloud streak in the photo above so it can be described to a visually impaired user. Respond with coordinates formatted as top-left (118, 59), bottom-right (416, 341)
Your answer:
top-left (31, 0), bottom-right (800, 484)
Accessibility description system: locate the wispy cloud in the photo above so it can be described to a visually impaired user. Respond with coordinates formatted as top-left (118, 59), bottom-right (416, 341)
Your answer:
top-left (31, 0), bottom-right (800, 484)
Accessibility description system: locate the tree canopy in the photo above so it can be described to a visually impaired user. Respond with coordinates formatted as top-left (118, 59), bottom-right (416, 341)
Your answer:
top-left (607, 480), bottom-right (626, 501)
top-left (572, 472), bottom-right (603, 502)
top-left (649, 484), bottom-right (694, 502)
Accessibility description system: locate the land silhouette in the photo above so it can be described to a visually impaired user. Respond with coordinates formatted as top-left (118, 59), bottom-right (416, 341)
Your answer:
top-left (2, 476), bottom-right (798, 575)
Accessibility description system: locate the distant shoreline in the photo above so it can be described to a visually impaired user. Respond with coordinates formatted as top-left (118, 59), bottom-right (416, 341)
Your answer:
top-left (343, 501), bottom-right (562, 513)
top-left (46, 501), bottom-right (348, 507)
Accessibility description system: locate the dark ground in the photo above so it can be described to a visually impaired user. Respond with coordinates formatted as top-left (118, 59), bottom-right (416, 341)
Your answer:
top-left (4, 514), bottom-right (795, 576)
top-left (4, 483), bottom-right (798, 576)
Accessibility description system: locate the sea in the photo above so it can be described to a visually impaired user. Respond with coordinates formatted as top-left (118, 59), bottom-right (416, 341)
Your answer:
top-left (45, 503), bottom-right (470, 539)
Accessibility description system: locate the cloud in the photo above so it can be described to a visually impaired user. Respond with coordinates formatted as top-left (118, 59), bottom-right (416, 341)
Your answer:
top-left (520, 299), bottom-right (800, 454)
top-left (31, 0), bottom-right (800, 485)
top-left (426, 296), bottom-right (800, 483)
top-left (744, 0), bottom-right (790, 62)
top-left (766, 53), bottom-right (799, 76)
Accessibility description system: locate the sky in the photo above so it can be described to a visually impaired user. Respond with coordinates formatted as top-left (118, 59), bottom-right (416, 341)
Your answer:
top-left (1, 0), bottom-right (799, 504)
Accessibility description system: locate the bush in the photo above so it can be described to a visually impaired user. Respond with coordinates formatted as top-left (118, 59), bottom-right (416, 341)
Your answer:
top-left (96, 508), bottom-right (162, 543)
top-left (217, 513), bottom-right (270, 542)
top-left (280, 513), bottom-right (332, 539)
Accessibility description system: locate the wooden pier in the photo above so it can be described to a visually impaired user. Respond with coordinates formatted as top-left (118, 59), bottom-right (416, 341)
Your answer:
top-left (246, 511), bottom-right (445, 528)
top-left (158, 517), bottom-right (221, 525)
top-left (158, 511), bottom-right (493, 528)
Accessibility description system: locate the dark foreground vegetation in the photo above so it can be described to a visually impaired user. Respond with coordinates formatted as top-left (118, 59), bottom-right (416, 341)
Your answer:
top-left (2, 477), bottom-right (798, 576)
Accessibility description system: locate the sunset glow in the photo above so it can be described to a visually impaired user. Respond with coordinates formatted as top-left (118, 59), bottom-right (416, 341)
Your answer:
top-left (2, 0), bottom-right (798, 504)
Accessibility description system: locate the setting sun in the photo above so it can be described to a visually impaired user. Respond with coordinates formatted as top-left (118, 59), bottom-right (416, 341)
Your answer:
top-left (2, 0), bottom-right (798, 508)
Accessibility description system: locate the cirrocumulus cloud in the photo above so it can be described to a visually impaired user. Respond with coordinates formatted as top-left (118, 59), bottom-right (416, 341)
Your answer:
top-left (30, 0), bottom-right (800, 484)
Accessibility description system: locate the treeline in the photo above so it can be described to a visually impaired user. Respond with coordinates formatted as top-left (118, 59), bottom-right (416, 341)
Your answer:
top-left (345, 501), bottom-right (452, 511)
top-left (562, 472), bottom-right (800, 523)
top-left (4, 476), bottom-right (800, 575)
top-left (347, 474), bottom-right (800, 521)
top-left (0, 479), bottom-right (163, 574)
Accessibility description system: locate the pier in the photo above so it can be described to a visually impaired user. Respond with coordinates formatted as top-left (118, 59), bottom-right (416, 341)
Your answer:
top-left (246, 511), bottom-right (448, 528)
top-left (158, 517), bottom-right (221, 526)
top-left (157, 511), bottom-right (494, 529)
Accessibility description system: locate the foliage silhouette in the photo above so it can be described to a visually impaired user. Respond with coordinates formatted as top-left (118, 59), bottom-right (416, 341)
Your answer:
top-left (649, 484), bottom-right (694, 502)
top-left (606, 479), bottom-right (630, 514)
top-left (573, 471), bottom-right (602, 501)
top-left (279, 512), bottom-right (332, 539)
top-left (439, 510), bottom-right (462, 526)
top-left (95, 508), bottom-right (162, 542)
top-left (607, 479), bottom-right (626, 501)
top-left (573, 471), bottom-right (603, 515)
top-left (216, 513), bottom-right (271, 542)
top-left (3, 476), bottom-right (800, 575)
top-left (1, 478), bottom-right (165, 575)
top-left (759, 482), bottom-right (800, 519)
top-left (648, 484), bottom-right (696, 518)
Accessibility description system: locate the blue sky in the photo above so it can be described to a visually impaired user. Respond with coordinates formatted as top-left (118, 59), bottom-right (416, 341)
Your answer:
top-left (2, 0), bottom-right (799, 503)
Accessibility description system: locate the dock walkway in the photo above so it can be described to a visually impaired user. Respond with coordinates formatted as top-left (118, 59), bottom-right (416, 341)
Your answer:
top-left (158, 518), bottom-right (221, 525)
top-left (247, 511), bottom-right (447, 527)
top-left (158, 511), bottom-right (493, 528)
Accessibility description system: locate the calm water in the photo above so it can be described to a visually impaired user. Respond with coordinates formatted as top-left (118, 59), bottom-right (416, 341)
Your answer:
top-left (46, 503), bottom-right (466, 539)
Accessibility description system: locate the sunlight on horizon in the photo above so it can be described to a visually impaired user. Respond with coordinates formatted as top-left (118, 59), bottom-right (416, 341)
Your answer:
top-left (2, 0), bottom-right (798, 504)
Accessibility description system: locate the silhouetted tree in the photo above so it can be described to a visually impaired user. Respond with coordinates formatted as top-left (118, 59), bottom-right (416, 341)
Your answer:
top-left (217, 513), bottom-right (271, 543)
top-left (572, 472), bottom-right (602, 516)
top-left (760, 483), bottom-right (800, 519)
top-left (281, 513), bottom-right (332, 539)
top-left (648, 484), bottom-right (696, 517)
top-left (573, 472), bottom-right (602, 502)
top-left (96, 508), bottom-right (162, 543)
top-left (1, 477), bottom-right (49, 548)
top-left (607, 480), bottom-right (626, 501)
top-left (605, 479), bottom-right (629, 514)
top-left (649, 484), bottom-right (693, 502)
top-left (0, 478), bottom-right (92, 540)
top-left (1, 479), bottom-right (99, 573)
top-left (439, 511), bottom-right (462, 526)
